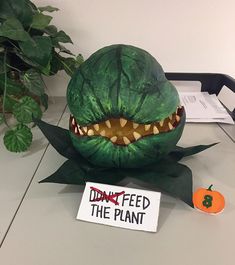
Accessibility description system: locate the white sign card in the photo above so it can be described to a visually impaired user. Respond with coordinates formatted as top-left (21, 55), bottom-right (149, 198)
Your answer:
top-left (77, 182), bottom-right (161, 232)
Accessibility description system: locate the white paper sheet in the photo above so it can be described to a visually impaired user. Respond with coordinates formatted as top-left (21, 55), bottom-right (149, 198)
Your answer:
top-left (179, 92), bottom-right (234, 124)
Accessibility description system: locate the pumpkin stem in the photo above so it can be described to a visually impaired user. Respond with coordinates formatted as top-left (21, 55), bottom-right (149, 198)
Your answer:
top-left (207, 184), bottom-right (213, 191)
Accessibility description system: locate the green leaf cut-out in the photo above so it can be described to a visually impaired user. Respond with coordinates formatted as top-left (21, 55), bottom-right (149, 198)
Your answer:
top-left (4, 124), bottom-right (32, 152)
top-left (13, 96), bottom-right (42, 124)
top-left (35, 119), bottom-right (218, 208)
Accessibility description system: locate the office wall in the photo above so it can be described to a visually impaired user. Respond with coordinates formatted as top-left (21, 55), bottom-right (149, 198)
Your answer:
top-left (33, 0), bottom-right (235, 95)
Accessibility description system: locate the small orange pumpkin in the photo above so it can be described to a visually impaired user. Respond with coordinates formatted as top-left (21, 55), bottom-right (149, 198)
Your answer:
top-left (193, 185), bottom-right (225, 214)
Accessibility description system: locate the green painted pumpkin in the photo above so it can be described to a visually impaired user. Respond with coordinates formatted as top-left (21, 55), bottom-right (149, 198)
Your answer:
top-left (67, 44), bottom-right (185, 168)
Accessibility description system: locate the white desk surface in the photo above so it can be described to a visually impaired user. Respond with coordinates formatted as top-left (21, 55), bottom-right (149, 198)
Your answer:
top-left (220, 123), bottom-right (235, 143)
top-left (0, 104), bottom-right (235, 265)
top-left (0, 97), bottom-right (66, 244)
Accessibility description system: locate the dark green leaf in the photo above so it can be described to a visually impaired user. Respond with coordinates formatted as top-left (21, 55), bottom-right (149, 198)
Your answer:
top-left (58, 56), bottom-right (79, 76)
top-left (13, 96), bottom-right (42, 123)
top-left (52, 30), bottom-right (73, 44)
top-left (54, 43), bottom-right (74, 55)
top-left (38, 6), bottom-right (59, 13)
top-left (33, 118), bottom-right (80, 160)
top-left (49, 51), bottom-right (63, 75)
top-left (43, 25), bottom-right (57, 36)
top-left (40, 159), bottom-right (87, 184)
top-left (128, 159), bottom-right (193, 207)
top-left (169, 143), bottom-right (218, 161)
top-left (76, 54), bottom-right (84, 65)
top-left (21, 69), bottom-right (45, 96)
top-left (0, 37), bottom-right (7, 43)
top-left (19, 36), bottom-right (52, 69)
top-left (15, 50), bottom-right (41, 69)
top-left (0, 95), bottom-right (18, 112)
top-left (0, 18), bottom-right (30, 41)
top-left (0, 0), bottom-right (33, 26)
top-left (87, 168), bottom-right (126, 185)
top-left (40, 159), bottom-right (126, 185)
top-left (4, 124), bottom-right (33, 152)
top-left (31, 13), bottom-right (52, 30)
top-left (41, 61), bottom-right (51, 76)
top-left (0, 73), bottom-right (26, 95)
top-left (40, 93), bottom-right (48, 110)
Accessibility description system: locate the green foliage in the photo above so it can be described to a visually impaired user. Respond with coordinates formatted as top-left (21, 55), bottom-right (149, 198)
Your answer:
top-left (19, 36), bottom-right (53, 70)
top-left (0, 0), bottom-right (83, 153)
top-left (0, 18), bottom-right (30, 41)
top-left (4, 124), bottom-right (33, 152)
top-left (38, 6), bottom-right (59, 13)
top-left (0, 0), bottom-right (33, 26)
top-left (31, 13), bottom-right (52, 30)
top-left (13, 96), bottom-right (42, 124)
top-left (20, 69), bottom-right (46, 96)
top-left (51, 30), bottom-right (73, 45)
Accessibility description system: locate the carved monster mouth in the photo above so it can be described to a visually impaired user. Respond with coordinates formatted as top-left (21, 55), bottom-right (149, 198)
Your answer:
top-left (70, 106), bottom-right (184, 146)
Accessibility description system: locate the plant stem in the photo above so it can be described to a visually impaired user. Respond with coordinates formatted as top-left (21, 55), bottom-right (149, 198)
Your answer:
top-left (2, 49), bottom-right (10, 128)
top-left (57, 57), bottom-right (73, 76)
top-left (6, 64), bottom-right (21, 73)
top-left (8, 41), bottom-right (20, 51)
top-left (207, 184), bottom-right (213, 191)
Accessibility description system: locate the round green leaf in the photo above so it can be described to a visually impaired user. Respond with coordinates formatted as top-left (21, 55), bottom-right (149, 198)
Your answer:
top-left (4, 124), bottom-right (33, 152)
top-left (12, 96), bottom-right (42, 124)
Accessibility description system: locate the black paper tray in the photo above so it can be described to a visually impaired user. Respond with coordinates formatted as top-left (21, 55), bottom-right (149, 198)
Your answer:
top-left (166, 72), bottom-right (235, 120)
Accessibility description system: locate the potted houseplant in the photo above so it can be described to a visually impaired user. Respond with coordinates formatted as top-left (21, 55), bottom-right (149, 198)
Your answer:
top-left (0, 0), bottom-right (83, 152)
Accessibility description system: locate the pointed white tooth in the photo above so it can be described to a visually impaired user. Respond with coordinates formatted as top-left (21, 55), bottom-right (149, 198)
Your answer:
top-left (75, 127), bottom-right (78, 134)
top-left (175, 115), bottom-right (180, 122)
top-left (100, 130), bottom-right (106, 136)
top-left (105, 120), bottom-right (111, 128)
top-left (110, 136), bottom-right (117, 143)
top-left (123, 136), bottom-right (131, 145)
top-left (94, 124), bottom-right (99, 131)
top-left (144, 124), bottom-right (151, 131)
top-left (83, 126), bottom-right (87, 133)
top-left (168, 122), bottom-right (173, 130)
top-left (133, 122), bottom-right (139, 129)
top-left (133, 131), bottom-right (141, 141)
top-left (78, 128), bottom-right (83, 135)
top-left (120, 118), bottom-right (127, 128)
top-left (153, 126), bottom-right (159, 134)
top-left (72, 117), bottom-right (76, 126)
top-left (87, 129), bottom-right (94, 136)
top-left (169, 114), bottom-right (172, 120)
top-left (159, 120), bottom-right (164, 127)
